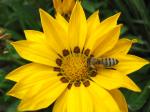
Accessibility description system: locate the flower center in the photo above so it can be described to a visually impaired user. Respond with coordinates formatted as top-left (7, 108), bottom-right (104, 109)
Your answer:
top-left (61, 54), bottom-right (88, 81)
top-left (54, 47), bottom-right (98, 89)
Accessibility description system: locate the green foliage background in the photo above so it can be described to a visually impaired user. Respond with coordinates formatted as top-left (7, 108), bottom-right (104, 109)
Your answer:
top-left (0, 0), bottom-right (150, 112)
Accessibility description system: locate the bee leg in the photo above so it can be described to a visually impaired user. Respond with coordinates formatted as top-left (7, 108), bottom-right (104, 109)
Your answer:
top-left (88, 69), bottom-right (97, 77)
top-left (88, 64), bottom-right (95, 70)
top-left (105, 68), bottom-right (116, 70)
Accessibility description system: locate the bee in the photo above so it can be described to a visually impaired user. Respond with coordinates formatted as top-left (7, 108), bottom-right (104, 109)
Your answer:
top-left (87, 57), bottom-right (119, 68)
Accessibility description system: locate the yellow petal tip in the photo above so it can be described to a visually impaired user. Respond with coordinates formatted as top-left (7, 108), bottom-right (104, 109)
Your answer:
top-left (75, 0), bottom-right (82, 8)
top-left (116, 12), bottom-right (121, 17)
top-left (10, 42), bottom-right (15, 46)
top-left (39, 8), bottom-right (46, 16)
top-left (132, 85), bottom-right (142, 92)
top-left (39, 8), bottom-right (43, 12)
top-left (5, 75), bottom-right (11, 80)
top-left (135, 87), bottom-right (142, 92)
top-left (95, 10), bottom-right (99, 14)
top-left (113, 12), bottom-right (121, 20)
top-left (6, 90), bottom-right (15, 97)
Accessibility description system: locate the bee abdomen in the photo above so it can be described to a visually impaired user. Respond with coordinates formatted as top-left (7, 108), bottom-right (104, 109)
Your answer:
top-left (100, 58), bottom-right (119, 67)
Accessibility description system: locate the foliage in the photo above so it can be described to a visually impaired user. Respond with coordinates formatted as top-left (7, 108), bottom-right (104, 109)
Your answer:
top-left (0, 0), bottom-right (150, 112)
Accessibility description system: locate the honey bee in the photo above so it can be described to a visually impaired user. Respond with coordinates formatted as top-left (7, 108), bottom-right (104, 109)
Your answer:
top-left (87, 57), bottom-right (119, 68)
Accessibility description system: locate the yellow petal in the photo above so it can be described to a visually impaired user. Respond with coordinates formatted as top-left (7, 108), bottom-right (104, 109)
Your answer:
top-left (53, 0), bottom-right (75, 15)
top-left (6, 63), bottom-right (52, 82)
top-left (11, 40), bottom-right (58, 66)
top-left (88, 82), bottom-right (120, 112)
top-left (67, 84), bottom-right (93, 112)
top-left (114, 54), bottom-right (149, 75)
top-left (55, 13), bottom-right (68, 32)
top-left (110, 89), bottom-right (128, 112)
top-left (87, 10), bottom-right (100, 34)
top-left (24, 30), bottom-right (44, 42)
top-left (7, 70), bottom-right (58, 99)
top-left (92, 69), bottom-right (141, 92)
top-left (103, 38), bottom-right (134, 56)
top-left (53, 0), bottom-right (62, 14)
top-left (53, 90), bottom-right (68, 112)
top-left (85, 11), bottom-right (100, 50)
top-left (39, 9), bottom-right (68, 53)
top-left (93, 25), bottom-right (121, 57)
top-left (18, 80), bottom-right (67, 111)
top-left (62, 0), bottom-right (75, 14)
top-left (85, 12), bottom-right (121, 52)
top-left (7, 85), bottom-right (28, 100)
top-left (24, 30), bottom-right (60, 55)
top-left (68, 1), bottom-right (87, 51)
top-left (99, 12), bottom-right (121, 32)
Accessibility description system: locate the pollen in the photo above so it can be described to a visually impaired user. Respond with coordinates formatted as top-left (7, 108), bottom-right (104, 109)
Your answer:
top-left (61, 54), bottom-right (88, 81)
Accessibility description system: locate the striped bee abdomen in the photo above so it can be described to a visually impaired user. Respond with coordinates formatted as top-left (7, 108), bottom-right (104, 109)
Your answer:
top-left (100, 58), bottom-right (119, 67)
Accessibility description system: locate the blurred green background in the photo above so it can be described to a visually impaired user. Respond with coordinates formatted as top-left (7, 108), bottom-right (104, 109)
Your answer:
top-left (0, 0), bottom-right (150, 112)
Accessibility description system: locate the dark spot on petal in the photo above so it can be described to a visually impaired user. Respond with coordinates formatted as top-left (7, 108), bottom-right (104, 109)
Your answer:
top-left (74, 46), bottom-right (80, 53)
top-left (54, 67), bottom-right (61, 72)
top-left (56, 58), bottom-right (62, 66)
top-left (63, 49), bottom-right (70, 56)
top-left (84, 49), bottom-right (90, 56)
top-left (67, 83), bottom-right (72, 89)
top-left (74, 81), bottom-right (81, 87)
top-left (57, 73), bottom-right (63, 76)
top-left (60, 77), bottom-right (69, 83)
top-left (83, 80), bottom-right (90, 87)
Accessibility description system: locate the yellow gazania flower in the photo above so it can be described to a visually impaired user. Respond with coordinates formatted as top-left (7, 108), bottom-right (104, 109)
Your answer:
top-left (6, 2), bottom-right (149, 112)
top-left (53, 0), bottom-right (75, 17)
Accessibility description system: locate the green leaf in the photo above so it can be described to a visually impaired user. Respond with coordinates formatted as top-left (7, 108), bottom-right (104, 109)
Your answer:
top-left (142, 97), bottom-right (150, 112)
top-left (6, 100), bottom-right (20, 112)
top-left (125, 81), bottom-right (150, 111)
top-left (82, 0), bottom-right (96, 13)
top-left (12, 4), bottom-right (40, 30)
